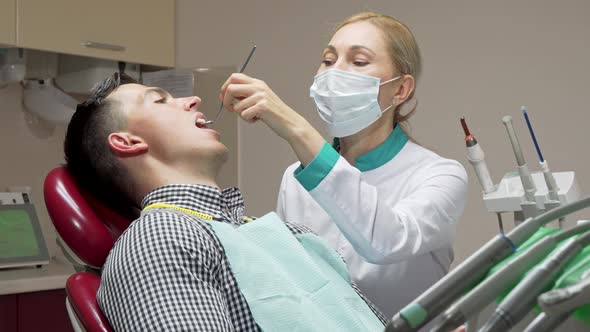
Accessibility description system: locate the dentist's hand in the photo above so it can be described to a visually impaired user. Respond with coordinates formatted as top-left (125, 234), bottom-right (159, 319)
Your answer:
top-left (220, 73), bottom-right (300, 140)
top-left (220, 73), bottom-right (324, 166)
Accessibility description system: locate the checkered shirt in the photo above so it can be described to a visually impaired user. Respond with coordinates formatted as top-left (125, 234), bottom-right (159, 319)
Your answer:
top-left (97, 184), bottom-right (385, 331)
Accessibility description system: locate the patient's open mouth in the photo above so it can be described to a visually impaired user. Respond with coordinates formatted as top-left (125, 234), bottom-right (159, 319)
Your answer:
top-left (195, 118), bottom-right (209, 129)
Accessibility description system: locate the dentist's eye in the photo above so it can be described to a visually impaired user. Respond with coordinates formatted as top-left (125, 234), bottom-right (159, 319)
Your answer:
top-left (353, 61), bottom-right (369, 67)
top-left (322, 59), bottom-right (335, 66)
top-left (154, 98), bottom-right (168, 104)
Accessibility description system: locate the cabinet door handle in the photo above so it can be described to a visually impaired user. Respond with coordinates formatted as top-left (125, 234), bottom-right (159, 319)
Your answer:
top-left (81, 41), bottom-right (126, 51)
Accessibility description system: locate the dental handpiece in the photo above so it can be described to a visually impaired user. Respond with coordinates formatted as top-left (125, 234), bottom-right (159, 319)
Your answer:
top-left (461, 117), bottom-right (495, 194)
top-left (522, 106), bottom-right (560, 202)
top-left (479, 230), bottom-right (590, 332)
top-left (522, 311), bottom-right (573, 332)
top-left (431, 221), bottom-right (590, 332)
top-left (204, 45), bottom-right (257, 125)
top-left (522, 276), bottom-right (590, 332)
top-left (385, 196), bottom-right (590, 332)
top-left (502, 115), bottom-right (537, 204)
top-left (538, 270), bottom-right (590, 316)
top-left (523, 271), bottom-right (590, 331)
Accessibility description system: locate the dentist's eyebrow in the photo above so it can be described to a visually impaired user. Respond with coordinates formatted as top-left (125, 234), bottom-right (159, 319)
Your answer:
top-left (350, 45), bottom-right (376, 56)
top-left (322, 45), bottom-right (337, 56)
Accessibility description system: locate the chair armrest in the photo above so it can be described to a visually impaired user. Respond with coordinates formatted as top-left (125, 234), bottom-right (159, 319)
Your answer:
top-left (66, 272), bottom-right (113, 332)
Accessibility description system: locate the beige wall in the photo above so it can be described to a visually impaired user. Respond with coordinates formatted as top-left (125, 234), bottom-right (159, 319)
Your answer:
top-left (0, 84), bottom-right (66, 257)
top-left (177, 0), bottom-right (590, 265)
top-left (0, 0), bottom-right (586, 272)
top-left (192, 66), bottom-right (239, 189)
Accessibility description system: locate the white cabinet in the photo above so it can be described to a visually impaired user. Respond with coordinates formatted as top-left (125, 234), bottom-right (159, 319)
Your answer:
top-left (17, 0), bottom-right (175, 67)
top-left (0, 0), bottom-right (16, 46)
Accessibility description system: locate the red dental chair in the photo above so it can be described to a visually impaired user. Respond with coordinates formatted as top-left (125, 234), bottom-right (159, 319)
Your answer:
top-left (44, 166), bottom-right (135, 332)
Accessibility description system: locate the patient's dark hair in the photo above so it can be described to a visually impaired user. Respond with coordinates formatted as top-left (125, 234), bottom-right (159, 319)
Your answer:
top-left (64, 72), bottom-right (138, 217)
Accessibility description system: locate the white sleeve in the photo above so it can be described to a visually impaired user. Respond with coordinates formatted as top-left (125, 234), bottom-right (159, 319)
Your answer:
top-left (304, 152), bottom-right (468, 264)
top-left (276, 167), bottom-right (290, 220)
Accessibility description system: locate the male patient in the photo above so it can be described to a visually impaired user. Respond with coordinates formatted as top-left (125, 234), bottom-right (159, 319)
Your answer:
top-left (64, 73), bottom-right (385, 331)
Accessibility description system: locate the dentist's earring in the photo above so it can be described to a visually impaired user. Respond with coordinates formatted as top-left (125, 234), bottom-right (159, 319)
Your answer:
top-left (391, 99), bottom-right (397, 107)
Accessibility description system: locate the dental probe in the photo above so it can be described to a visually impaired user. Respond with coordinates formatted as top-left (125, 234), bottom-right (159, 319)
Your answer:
top-left (203, 45), bottom-right (257, 125)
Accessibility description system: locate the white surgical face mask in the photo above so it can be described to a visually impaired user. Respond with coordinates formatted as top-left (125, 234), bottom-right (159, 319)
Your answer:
top-left (309, 69), bottom-right (401, 137)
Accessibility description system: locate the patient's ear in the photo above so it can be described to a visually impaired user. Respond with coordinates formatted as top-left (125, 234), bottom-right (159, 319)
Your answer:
top-left (108, 132), bottom-right (148, 157)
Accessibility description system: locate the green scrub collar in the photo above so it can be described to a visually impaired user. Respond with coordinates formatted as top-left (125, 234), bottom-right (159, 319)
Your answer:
top-left (333, 124), bottom-right (409, 172)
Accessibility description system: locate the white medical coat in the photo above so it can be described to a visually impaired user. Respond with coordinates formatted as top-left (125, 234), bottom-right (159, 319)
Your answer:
top-left (277, 126), bottom-right (468, 318)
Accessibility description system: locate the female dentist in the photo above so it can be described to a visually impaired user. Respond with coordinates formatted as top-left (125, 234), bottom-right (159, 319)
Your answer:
top-left (220, 12), bottom-right (468, 318)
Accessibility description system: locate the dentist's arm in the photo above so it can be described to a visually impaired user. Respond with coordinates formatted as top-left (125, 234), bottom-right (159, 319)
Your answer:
top-left (220, 73), bottom-right (325, 166)
top-left (222, 73), bottom-right (468, 264)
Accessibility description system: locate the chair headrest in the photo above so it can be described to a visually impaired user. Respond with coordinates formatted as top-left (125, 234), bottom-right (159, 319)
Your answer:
top-left (44, 166), bottom-right (133, 268)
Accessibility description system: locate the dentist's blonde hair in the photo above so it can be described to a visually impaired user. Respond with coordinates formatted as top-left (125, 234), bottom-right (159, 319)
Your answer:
top-left (335, 12), bottom-right (421, 136)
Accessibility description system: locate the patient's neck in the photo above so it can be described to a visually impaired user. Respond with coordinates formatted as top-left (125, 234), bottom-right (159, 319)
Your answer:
top-left (132, 159), bottom-right (221, 204)
top-left (155, 170), bottom-right (219, 189)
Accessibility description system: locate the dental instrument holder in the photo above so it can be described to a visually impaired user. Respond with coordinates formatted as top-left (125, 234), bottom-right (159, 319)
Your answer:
top-left (482, 171), bottom-right (580, 225)
top-left (523, 106), bottom-right (564, 226)
top-left (482, 116), bottom-right (579, 225)
top-left (479, 113), bottom-right (581, 227)
top-left (502, 115), bottom-right (539, 221)
top-left (540, 159), bottom-right (564, 226)
top-left (462, 116), bottom-right (578, 229)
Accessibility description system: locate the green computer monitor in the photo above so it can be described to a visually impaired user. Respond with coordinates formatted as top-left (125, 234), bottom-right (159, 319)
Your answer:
top-left (0, 203), bottom-right (50, 269)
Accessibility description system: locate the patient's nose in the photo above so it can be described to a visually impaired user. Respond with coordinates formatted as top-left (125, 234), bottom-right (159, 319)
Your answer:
top-left (182, 96), bottom-right (201, 111)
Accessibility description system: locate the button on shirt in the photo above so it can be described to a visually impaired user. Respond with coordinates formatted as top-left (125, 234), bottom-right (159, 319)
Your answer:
top-left (97, 184), bottom-right (384, 331)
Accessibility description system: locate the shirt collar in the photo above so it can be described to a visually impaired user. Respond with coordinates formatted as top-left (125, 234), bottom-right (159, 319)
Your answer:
top-left (333, 124), bottom-right (409, 172)
top-left (141, 184), bottom-right (245, 221)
